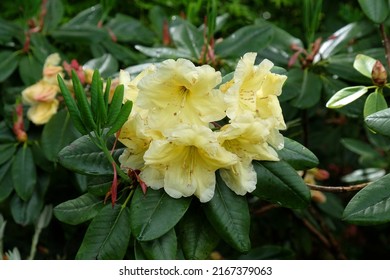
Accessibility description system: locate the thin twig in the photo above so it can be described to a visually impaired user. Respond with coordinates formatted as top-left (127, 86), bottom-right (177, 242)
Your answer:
top-left (301, 218), bottom-right (331, 248)
top-left (306, 182), bottom-right (369, 193)
top-left (252, 203), bottom-right (280, 216)
top-left (380, 23), bottom-right (390, 70)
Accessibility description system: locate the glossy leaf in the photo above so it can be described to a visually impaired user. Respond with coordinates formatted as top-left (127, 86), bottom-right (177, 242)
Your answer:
top-left (253, 161), bottom-right (310, 209)
top-left (353, 54), bottom-right (377, 78)
top-left (139, 229), bottom-right (177, 260)
top-left (63, 5), bottom-right (103, 27)
top-left (19, 55), bottom-right (42, 85)
top-left (215, 25), bottom-right (273, 58)
top-left (42, 0), bottom-right (64, 32)
top-left (0, 161), bottom-right (13, 202)
top-left (87, 176), bottom-right (112, 196)
top-left (203, 173), bottom-right (251, 253)
top-left (51, 26), bottom-right (108, 43)
top-left (41, 110), bottom-right (79, 162)
top-left (343, 174), bottom-right (390, 224)
top-left (239, 245), bottom-right (294, 260)
top-left (290, 69), bottom-right (322, 109)
top-left (10, 192), bottom-right (43, 226)
top-left (177, 205), bottom-right (220, 260)
top-left (107, 85), bottom-right (124, 126)
top-left (326, 86), bottom-right (368, 108)
top-left (58, 134), bottom-right (124, 175)
top-left (53, 193), bottom-right (104, 225)
top-left (76, 204), bottom-right (131, 260)
top-left (277, 137), bottom-right (319, 170)
top-left (101, 41), bottom-right (143, 65)
top-left (0, 51), bottom-right (19, 83)
top-left (12, 146), bottom-right (36, 201)
top-left (365, 108), bottom-right (390, 137)
top-left (363, 90), bottom-right (388, 118)
top-left (0, 143), bottom-right (16, 166)
top-left (341, 138), bottom-right (381, 158)
top-left (106, 101), bottom-right (132, 136)
top-left (129, 188), bottom-right (192, 241)
top-left (135, 45), bottom-right (192, 60)
top-left (83, 54), bottom-right (118, 78)
top-left (358, 0), bottom-right (389, 23)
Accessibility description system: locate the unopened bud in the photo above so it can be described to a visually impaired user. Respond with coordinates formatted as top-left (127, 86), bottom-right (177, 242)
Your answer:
top-left (12, 103), bottom-right (28, 143)
top-left (371, 60), bottom-right (387, 86)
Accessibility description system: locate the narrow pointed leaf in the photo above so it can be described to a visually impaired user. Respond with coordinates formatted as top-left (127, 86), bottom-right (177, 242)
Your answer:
top-left (139, 229), bottom-right (177, 260)
top-left (129, 188), bottom-right (191, 241)
top-left (107, 84), bottom-right (124, 126)
top-left (358, 0), bottom-right (389, 23)
top-left (12, 146), bottom-right (36, 201)
top-left (353, 54), bottom-right (377, 78)
top-left (203, 172), bottom-right (251, 253)
top-left (365, 108), bottom-right (390, 137)
top-left (343, 174), bottom-right (390, 224)
top-left (277, 137), bottom-right (319, 170)
top-left (252, 161), bottom-right (310, 209)
top-left (177, 205), bottom-right (220, 260)
top-left (76, 204), bottom-right (131, 259)
top-left (90, 70), bottom-right (100, 119)
top-left (58, 134), bottom-right (124, 175)
top-left (106, 100), bottom-right (132, 136)
top-left (53, 193), bottom-right (104, 225)
top-left (326, 86), bottom-right (368, 108)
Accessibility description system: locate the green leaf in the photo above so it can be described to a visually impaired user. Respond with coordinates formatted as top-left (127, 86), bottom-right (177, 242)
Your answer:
top-left (76, 204), bottom-right (131, 260)
top-left (87, 176), bottom-right (112, 196)
top-left (0, 51), bottom-right (19, 83)
top-left (290, 69), bottom-right (322, 109)
top-left (129, 188), bottom-right (191, 241)
top-left (134, 45), bottom-right (192, 60)
top-left (0, 143), bottom-right (16, 166)
top-left (203, 172), bottom-right (251, 253)
top-left (343, 174), bottom-right (390, 224)
top-left (0, 18), bottom-right (23, 43)
top-left (0, 121), bottom-right (15, 142)
top-left (177, 204), bottom-right (220, 260)
top-left (41, 110), bottom-right (79, 162)
top-left (353, 54), bottom-right (377, 78)
top-left (341, 138), bottom-right (381, 157)
top-left (53, 193), bottom-right (104, 225)
top-left (252, 161), bottom-right (311, 209)
top-left (0, 161), bottom-right (13, 202)
top-left (365, 108), bottom-right (390, 137)
top-left (101, 41), bottom-right (143, 65)
top-left (215, 25), bottom-right (273, 58)
top-left (42, 0), bottom-right (64, 32)
top-left (58, 134), bottom-right (124, 175)
top-left (12, 146), bottom-right (36, 201)
top-left (169, 17), bottom-right (204, 60)
top-left (363, 90), bottom-right (388, 118)
top-left (63, 5), bottom-right (103, 27)
top-left (358, 0), bottom-right (389, 23)
top-left (83, 54), bottom-right (118, 78)
top-left (139, 229), bottom-right (177, 260)
top-left (106, 100), bottom-right (132, 136)
top-left (57, 75), bottom-right (87, 135)
top-left (239, 245), bottom-right (294, 260)
top-left (10, 192), bottom-right (43, 226)
top-left (106, 14), bottom-right (154, 45)
top-left (107, 85), bottom-right (124, 126)
top-left (19, 55), bottom-right (42, 85)
top-left (72, 70), bottom-right (96, 131)
top-left (51, 26), bottom-right (108, 43)
top-left (277, 137), bottom-right (319, 170)
top-left (326, 86), bottom-right (368, 109)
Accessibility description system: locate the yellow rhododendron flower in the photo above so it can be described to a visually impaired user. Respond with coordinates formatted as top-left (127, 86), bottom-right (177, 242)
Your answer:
top-left (141, 125), bottom-right (238, 202)
top-left (136, 58), bottom-right (226, 130)
top-left (26, 99), bottom-right (59, 125)
top-left (217, 114), bottom-right (279, 195)
top-left (42, 53), bottom-right (63, 85)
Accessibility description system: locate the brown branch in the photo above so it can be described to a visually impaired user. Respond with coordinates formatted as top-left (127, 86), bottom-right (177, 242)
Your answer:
top-left (380, 23), bottom-right (390, 70)
top-left (301, 218), bottom-right (331, 248)
top-left (306, 182), bottom-right (369, 193)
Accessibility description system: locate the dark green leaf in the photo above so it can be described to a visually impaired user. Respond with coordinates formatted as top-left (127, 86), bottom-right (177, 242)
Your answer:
top-left (10, 192), bottom-right (43, 226)
top-left (169, 17), bottom-right (204, 60)
top-left (76, 204), bottom-right (131, 260)
top-left (0, 18), bottom-right (23, 43)
top-left (316, 193), bottom-right (344, 219)
top-left (0, 122), bottom-right (15, 142)
top-left (101, 41), bottom-right (143, 65)
top-left (0, 161), bottom-right (13, 202)
top-left (343, 174), bottom-right (390, 224)
top-left (42, 0), bottom-right (64, 32)
top-left (239, 245), bottom-right (294, 260)
top-left (41, 110), bottom-right (79, 162)
top-left (87, 175), bottom-right (112, 196)
top-left (106, 100), bottom-right (132, 136)
top-left (12, 146), bottom-right (36, 201)
top-left (0, 143), bottom-right (16, 166)
top-left (90, 70), bottom-right (100, 119)
top-left (0, 51), bottom-right (19, 83)
top-left (54, 193), bottom-right (104, 225)
top-left (63, 5), bottom-right (103, 27)
top-left (139, 229), bottom-right (177, 260)
top-left (134, 45), bottom-right (192, 60)
top-left (148, 5), bottom-right (167, 40)
top-left (253, 161), bottom-right (311, 209)
top-left (277, 137), bottom-right (319, 170)
top-left (363, 90), bottom-right (388, 118)
top-left (215, 25), bottom-right (273, 58)
top-left (358, 0), bottom-right (389, 23)
top-left (129, 187), bottom-right (191, 241)
top-left (341, 138), bottom-right (381, 157)
top-left (290, 69), bottom-right (322, 109)
top-left (177, 204), bottom-right (219, 260)
top-left (365, 108), bottom-right (390, 137)
top-left (18, 55), bottom-right (42, 85)
top-left (51, 26), bottom-right (108, 43)
top-left (107, 85), bottom-right (124, 126)
top-left (83, 54), bottom-right (118, 78)
top-left (106, 14), bottom-right (154, 44)
top-left (203, 172), bottom-right (251, 253)
top-left (58, 134), bottom-right (124, 175)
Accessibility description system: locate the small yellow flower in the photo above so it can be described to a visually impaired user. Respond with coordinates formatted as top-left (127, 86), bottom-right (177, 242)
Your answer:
top-left (136, 58), bottom-right (226, 130)
top-left (26, 99), bottom-right (59, 125)
top-left (141, 124), bottom-right (238, 202)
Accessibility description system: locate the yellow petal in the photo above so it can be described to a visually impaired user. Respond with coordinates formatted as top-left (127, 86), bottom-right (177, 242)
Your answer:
top-left (27, 99), bottom-right (59, 125)
top-left (219, 159), bottom-right (257, 195)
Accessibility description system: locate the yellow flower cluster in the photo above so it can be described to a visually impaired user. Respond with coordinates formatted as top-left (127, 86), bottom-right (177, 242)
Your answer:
top-left (118, 52), bottom-right (287, 202)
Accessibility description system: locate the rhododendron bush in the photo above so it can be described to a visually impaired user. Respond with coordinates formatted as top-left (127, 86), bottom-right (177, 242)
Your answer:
top-left (1, 0), bottom-right (390, 260)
